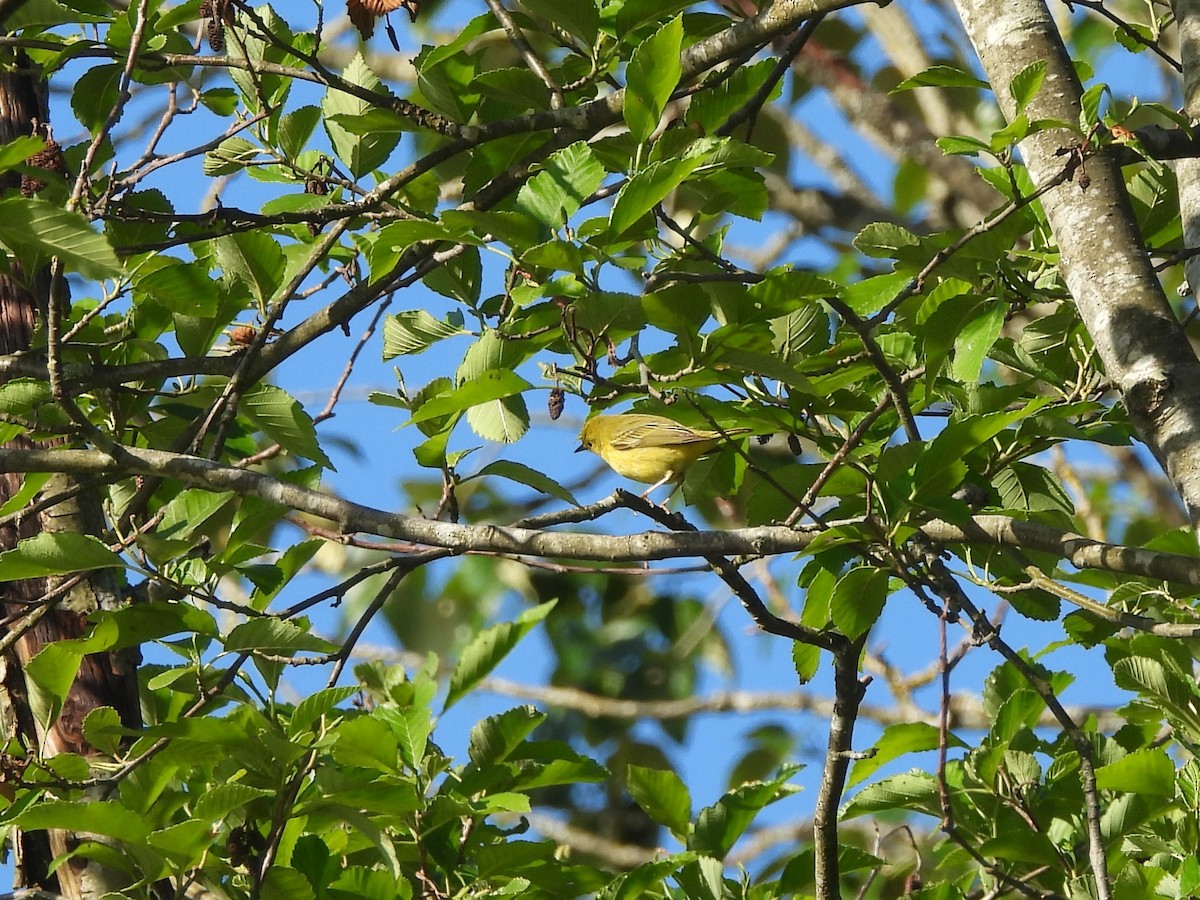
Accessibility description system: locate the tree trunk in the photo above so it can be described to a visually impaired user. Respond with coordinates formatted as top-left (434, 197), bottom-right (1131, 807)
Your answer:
top-left (0, 48), bottom-right (141, 898)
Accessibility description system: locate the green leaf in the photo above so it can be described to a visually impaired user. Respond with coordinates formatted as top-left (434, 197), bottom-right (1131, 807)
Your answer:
top-left (609, 154), bottom-right (706, 236)
top-left (850, 723), bottom-right (959, 787)
top-left (0, 135), bottom-right (49, 172)
top-left (937, 134), bottom-right (992, 156)
top-left (830, 566), bottom-right (888, 640)
top-left (192, 783), bottom-right (274, 821)
top-left (82, 707), bottom-right (125, 756)
top-left (445, 601), bottom-right (556, 710)
top-left (911, 399), bottom-right (1051, 502)
top-left (156, 488), bottom-right (237, 542)
top-left (842, 771), bottom-right (940, 819)
top-left (689, 769), bottom-right (798, 857)
top-left (892, 65), bottom-right (988, 92)
top-left (515, 141), bottom-right (605, 228)
top-left (262, 867), bottom-right (316, 900)
top-left (71, 64), bottom-right (121, 131)
top-left (467, 460), bottom-right (579, 506)
top-left (853, 222), bottom-right (920, 259)
top-left (17, 799), bottom-right (150, 842)
top-left (467, 705), bottom-right (546, 765)
top-left (382, 705), bottom-right (433, 769)
top-left (225, 618), bottom-right (339, 655)
top-left (517, 0), bottom-right (599, 48)
top-left (994, 462), bottom-right (1074, 515)
top-left (25, 642), bottom-right (82, 731)
top-left (627, 765), bottom-right (691, 839)
top-left (242, 383), bottom-right (334, 469)
top-left (0, 196), bottom-right (121, 278)
top-left (278, 105), bottom-right (322, 159)
top-left (202, 136), bottom-right (261, 176)
top-left (409, 369), bottom-right (532, 427)
top-left (0, 532), bottom-right (124, 581)
top-left (288, 685), bottom-right (359, 737)
top-left (321, 53), bottom-right (401, 177)
top-left (624, 15), bottom-right (683, 143)
top-left (382, 309), bottom-right (466, 358)
top-left (213, 230), bottom-right (285, 305)
top-left (1095, 747), bottom-right (1175, 796)
top-left (949, 301), bottom-right (1005, 383)
top-left (1010, 60), bottom-right (1048, 115)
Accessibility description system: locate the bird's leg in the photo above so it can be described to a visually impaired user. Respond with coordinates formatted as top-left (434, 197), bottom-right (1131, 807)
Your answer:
top-left (640, 471), bottom-right (679, 506)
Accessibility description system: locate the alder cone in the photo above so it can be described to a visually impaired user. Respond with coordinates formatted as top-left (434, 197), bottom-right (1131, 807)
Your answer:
top-left (347, 0), bottom-right (421, 39)
top-left (21, 137), bottom-right (67, 197)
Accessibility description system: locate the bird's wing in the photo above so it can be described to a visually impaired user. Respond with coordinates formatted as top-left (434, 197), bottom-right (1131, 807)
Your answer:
top-left (611, 421), bottom-right (716, 450)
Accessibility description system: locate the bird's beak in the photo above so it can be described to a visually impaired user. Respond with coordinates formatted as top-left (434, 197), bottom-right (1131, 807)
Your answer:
top-left (574, 444), bottom-right (585, 453)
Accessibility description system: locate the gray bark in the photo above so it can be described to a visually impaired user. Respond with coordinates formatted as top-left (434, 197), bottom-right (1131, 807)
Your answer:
top-left (955, 0), bottom-right (1200, 535)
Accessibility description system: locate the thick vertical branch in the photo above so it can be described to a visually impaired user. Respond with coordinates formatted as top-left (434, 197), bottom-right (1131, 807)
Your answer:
top-left (0, 48), bottom-right (140, 898)
top-left (813, 637), bottom-right (867, 900)
top-left (1173, 1), bottom-right (1200, 300)
top-left (954, 0), bottom-right (1200, 535)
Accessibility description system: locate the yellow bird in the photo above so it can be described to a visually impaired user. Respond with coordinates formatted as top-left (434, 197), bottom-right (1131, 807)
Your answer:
top-left (576, 413), bottom-right (751, 499)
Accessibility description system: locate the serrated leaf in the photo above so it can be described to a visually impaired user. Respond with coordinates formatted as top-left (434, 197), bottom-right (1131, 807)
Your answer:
top-left (515, 141), bottom-right (605, 228)
top-left (850, 723), bottom-right (959, 788)
top-left (517, 0), bottom-right (599, 48)
top-left (624, 15), bottom-right (683, 143)
top-left (853, 222), bottom-right (920, 259)
top-left (225, 618), bottom-right (338, 655)
top-left (213, 231), bottom-right (285, 305)
top-left (193, 783), bottom-right (274, 821)
top-left (156, 488), bottom-right (237, 542)
top-left (1009, 60), bottom-right (1047, 114)
top-left (937, 134), bottom-right (992, 156)
top-left (278, 105), bottom-right (322, 159)
top-left (322, 53), bottom-right (401, 177)
top-left (610, 154), bottom-right (705, 236)
top-left (25, 642), bottom-right (82, 731)
top-left (912, 399), bottom-right (1052, 502)
top-left (467, 705), bottom-right (545, 765)
top-left (689, 770), bottom-right (798, 857)
top-left (17, 800), bottom-right (150, 842)
top-left (382, 310), bottom-right (466, 358)
top-left (82, 707), bottom-right (125, 756)
top-left (830, 566), bottom-right (888, 640)
top-left (0, 196), bottom-right (120, 278)
top-left (1095, 747), bottom-right (1175, 796)
top-left (949, 301), bottom-right (1005, 383)
top-left (892, 65), bottom-right (989, 92)
top-left (242, 383), bottom-right (334, 469)
top-left (842, 771), bottom-right (940, 819)
top-left (203, 136), bottom-right (261, 176)
top-left (410, 369), bottom-right (531, 427)
top-left (288, 685), bottom-right (359, 737)
top-left (0, 532), bottom-right (124, 581)
top-left (627, 765), bottom-right (691, 838)
top-left (445, 601), bottom-right (555, 710)
top-left (466, 394), bottom-right (529, 443)
top-left (467, 460), bottom-right (577, 505)
top-left (383, 705), bottom-right (433, 769)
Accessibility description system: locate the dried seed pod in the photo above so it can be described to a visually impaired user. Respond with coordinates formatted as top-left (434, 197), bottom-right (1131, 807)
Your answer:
top-left (202, 0), bottom-right (235, 51)
top-left (20, 136), bottom-right (67, 197)
top-left (207, 17), bottom-right (225, 51)
top-left (346, 0), bottom-right (422, 40)
top-left (548, 387), bottom-right (565, 421)
top-left (787, 433), bottom-right (802, 456)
